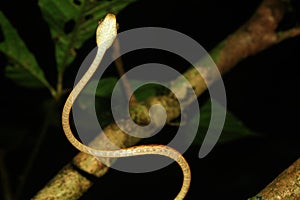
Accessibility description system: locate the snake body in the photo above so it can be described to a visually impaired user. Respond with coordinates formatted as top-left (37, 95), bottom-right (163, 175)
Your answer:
top-left (62, 13), bottom-right (191, 200)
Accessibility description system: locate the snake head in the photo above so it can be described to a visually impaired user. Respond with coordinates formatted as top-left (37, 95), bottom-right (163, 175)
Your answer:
top-left (96, 13), bottom-right (117, 48)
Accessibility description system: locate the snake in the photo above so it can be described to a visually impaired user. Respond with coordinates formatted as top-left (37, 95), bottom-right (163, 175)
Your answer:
top-left (62, 13), bottom-right (191, 200)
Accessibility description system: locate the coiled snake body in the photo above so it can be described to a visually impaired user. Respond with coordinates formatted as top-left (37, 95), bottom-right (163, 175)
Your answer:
top-left (62, 13), bottom-right (191, 200)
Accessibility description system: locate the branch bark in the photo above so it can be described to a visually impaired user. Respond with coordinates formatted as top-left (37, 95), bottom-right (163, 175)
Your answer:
top-left (251, 157), bottom-right (300, 199)
top-left (32, 0), bottom-right (300, 199)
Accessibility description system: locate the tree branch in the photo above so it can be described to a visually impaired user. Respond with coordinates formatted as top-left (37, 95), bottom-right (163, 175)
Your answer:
top-left (250, 157), bottom-right (300, 199)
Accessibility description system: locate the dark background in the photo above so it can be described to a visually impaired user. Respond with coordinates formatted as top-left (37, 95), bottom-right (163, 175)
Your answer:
top-left (0, 0), bottom-right (300, 199)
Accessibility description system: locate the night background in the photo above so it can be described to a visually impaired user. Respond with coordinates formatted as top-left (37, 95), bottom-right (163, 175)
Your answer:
top-left (0, 0), bottom-right (300, 199)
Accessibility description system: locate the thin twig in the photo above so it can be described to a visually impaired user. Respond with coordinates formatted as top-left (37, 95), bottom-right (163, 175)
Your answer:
top-left (112, 38), bottom-right (137, 105)
top-left (277, 27), bottom-right (300, 43)
top-left (0, 150), bottom-right (13, 200)
top-left (15, 101), bottom-right (55, 200)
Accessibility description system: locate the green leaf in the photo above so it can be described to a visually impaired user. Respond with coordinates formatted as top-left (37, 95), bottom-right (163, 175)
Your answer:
top-left (0, 12), bottom-right (53, 90)
top-left (82, 77), bottom-right (119, 98)
top-left (78, 77), bottom-right (165, 126)
top-left (38, 0), bottom-right (137, 74)
top-left (190, 99), bottom-right (259, 145)
top-left (133, 82), bottom-right (165, 101)
top-left (77, 94), bottom-right (115, 128)
top-left (81, 77), bottom-right (165, 100)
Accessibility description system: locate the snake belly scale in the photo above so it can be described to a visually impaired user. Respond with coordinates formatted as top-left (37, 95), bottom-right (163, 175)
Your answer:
top-left (62, 13), bottom-right (191, 200)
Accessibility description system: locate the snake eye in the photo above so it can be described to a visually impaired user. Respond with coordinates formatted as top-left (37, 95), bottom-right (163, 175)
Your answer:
top-left (98, 18), bottom-right (104, 25)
